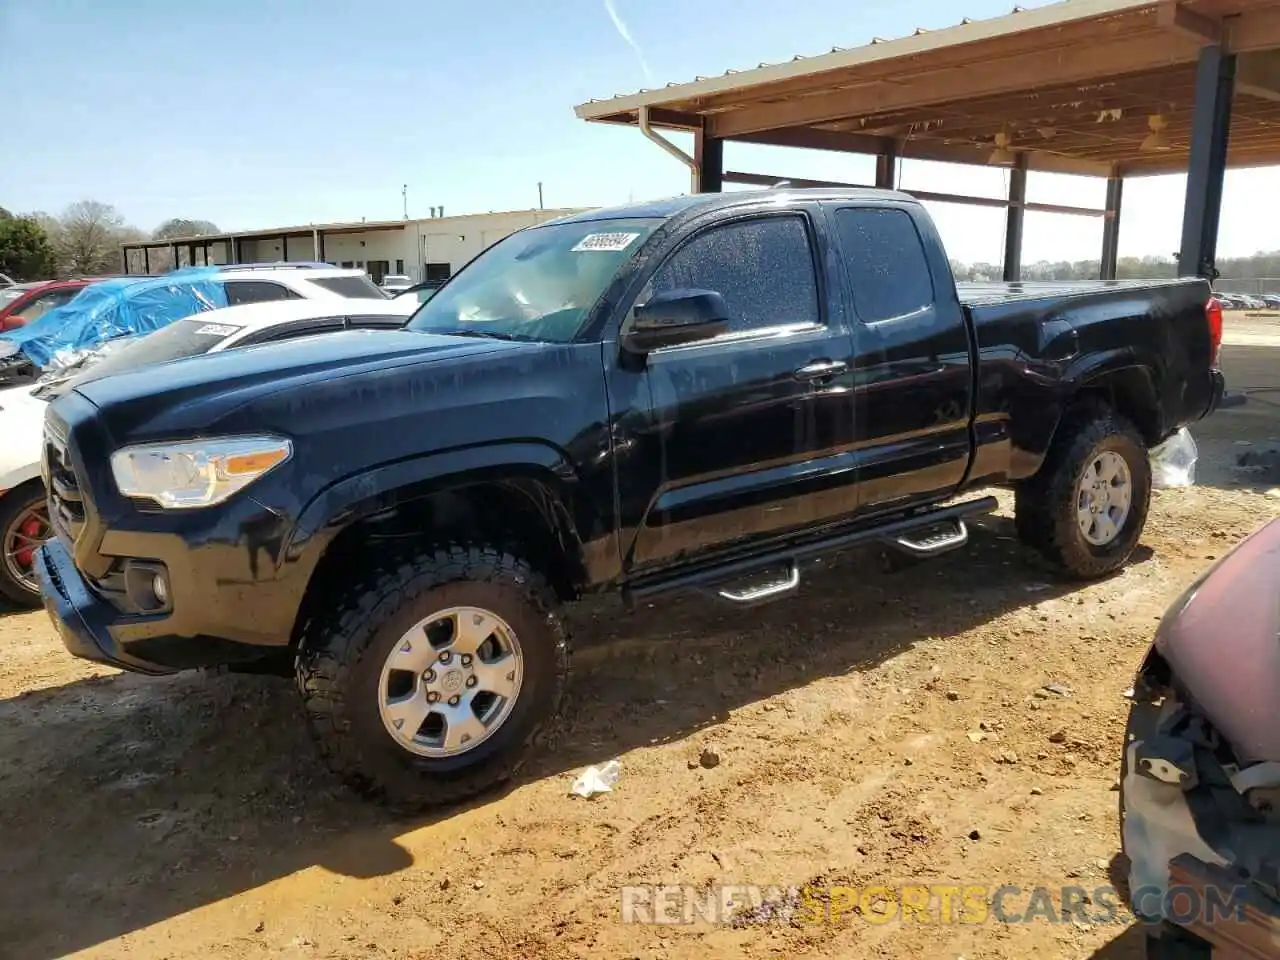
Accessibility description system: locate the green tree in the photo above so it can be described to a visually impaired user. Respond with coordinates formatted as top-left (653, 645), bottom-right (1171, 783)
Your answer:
top-left (0, 214), bottom-right (57, 280)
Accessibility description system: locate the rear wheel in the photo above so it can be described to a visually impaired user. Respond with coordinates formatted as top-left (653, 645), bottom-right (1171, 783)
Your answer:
top-left (296, 544), bottom-right (569, 811)
top-left (1015, 407), bottom-right (1151, 579)
top-left (0, 484), bottom-right (50, 607)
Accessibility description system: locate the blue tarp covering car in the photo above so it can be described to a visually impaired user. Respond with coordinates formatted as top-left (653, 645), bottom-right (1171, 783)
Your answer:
top-left (0, 269), bottom-right (228, 372)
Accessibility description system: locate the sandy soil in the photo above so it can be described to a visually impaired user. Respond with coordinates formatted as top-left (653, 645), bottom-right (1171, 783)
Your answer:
top-left (2, 330), bottom-right (1278, 960)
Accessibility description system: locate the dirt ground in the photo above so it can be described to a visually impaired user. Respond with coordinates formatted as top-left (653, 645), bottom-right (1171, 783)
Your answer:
top-left (2, 317), bottom-right (1279, 960)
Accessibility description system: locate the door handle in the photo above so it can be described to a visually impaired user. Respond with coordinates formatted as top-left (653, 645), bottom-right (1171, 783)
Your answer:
top-left (793, 359), bottom-right (849, 382)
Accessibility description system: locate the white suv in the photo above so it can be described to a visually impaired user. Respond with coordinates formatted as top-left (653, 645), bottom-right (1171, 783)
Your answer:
top-left (211, 263), bottom-right (390, 304)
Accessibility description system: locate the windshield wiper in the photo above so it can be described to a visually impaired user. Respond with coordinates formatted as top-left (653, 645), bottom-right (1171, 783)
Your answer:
top-left (432, 328), bottom-right (534, 343)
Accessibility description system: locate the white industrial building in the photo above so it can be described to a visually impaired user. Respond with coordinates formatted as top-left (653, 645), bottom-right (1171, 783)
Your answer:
top-left (121, 208), bottom-right (585, 284)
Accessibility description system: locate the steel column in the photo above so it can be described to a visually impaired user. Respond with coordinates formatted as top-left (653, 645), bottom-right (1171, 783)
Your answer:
top-left (1002, 153), bottom-right (1028, 282)
top-left (694, 125), bottom-right (723, 193)
top-left (1100, 176), bottom-right (1124, 280)
top-left (281, 235), bottom-right (288, 262)
top-left (1179, 45), bottom-right (1235, 279)
top-left (875, 144), bottom-right (898, 189)
top-left (143, 247), bottom-right (150, 274)
top-left (230, 237), bottom-right (240, 264)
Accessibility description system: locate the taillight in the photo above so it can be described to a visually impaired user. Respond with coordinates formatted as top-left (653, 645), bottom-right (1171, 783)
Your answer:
top-left (1206, 297), bottom-right (1223, 369)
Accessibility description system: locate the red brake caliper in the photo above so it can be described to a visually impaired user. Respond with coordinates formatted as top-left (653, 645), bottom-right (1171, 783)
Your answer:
top-left (14, 514), bottom-right (42, 569)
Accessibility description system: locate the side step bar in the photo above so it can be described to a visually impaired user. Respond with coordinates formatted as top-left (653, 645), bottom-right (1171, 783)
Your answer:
top-left (625, 496), bottom-right (997, 607)
top-left (892, 519), bottom-right (969, 558)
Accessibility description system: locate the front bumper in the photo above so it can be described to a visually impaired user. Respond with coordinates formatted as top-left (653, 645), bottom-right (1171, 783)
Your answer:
top-left (36, 537), bottom-right (279, 675)
top-left (36, 538), bottom-right (176, 675)
top-left (1121, 652), bottom-right (1280, 955)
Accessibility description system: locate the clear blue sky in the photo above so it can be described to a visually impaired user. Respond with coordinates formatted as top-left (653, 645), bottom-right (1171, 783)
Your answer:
top-left (3, 0), bottom-right (1277, 264)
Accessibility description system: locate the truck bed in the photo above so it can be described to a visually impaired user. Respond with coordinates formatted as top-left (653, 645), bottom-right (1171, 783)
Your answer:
top-left (956, 278), bottom-right (1200, 307)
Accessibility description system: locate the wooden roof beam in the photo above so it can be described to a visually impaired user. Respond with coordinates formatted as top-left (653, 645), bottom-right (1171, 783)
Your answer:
top-left (706, 29), bottom-right (1199, 140)
top-left (1237, 49), bottom-right (1280, 101)
top-left (727, 126), bottom-right (1114, 176)
top-left (1157, 1), bottom-right (1223, 45)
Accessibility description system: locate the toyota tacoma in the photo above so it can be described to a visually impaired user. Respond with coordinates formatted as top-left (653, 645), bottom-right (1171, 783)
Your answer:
top-left (35, 189), bottom-right (1224, 808)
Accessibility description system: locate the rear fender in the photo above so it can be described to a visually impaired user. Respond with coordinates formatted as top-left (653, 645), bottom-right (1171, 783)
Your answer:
top-left (1032, 352), bottom-right (1162, 470)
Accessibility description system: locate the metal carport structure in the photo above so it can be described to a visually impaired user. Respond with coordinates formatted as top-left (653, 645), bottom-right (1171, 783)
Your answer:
top-left (575, 0), bottom-right (1280, 282)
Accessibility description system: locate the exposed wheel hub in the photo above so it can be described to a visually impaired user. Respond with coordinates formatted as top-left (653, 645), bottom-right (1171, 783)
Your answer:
top-left (377, 606), bottom-right (524, 758)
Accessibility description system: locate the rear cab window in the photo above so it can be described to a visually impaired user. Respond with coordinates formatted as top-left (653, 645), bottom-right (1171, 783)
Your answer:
top-left (832, 207), bottom-right (935, 322)
top-left (308, 275), bottom-right (387, 299)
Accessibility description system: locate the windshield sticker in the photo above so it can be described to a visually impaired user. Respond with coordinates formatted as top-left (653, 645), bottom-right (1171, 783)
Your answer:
top-left (193, 323), bottom-right (241, 336)
top-left (572, 232), bottom-right (640, 253)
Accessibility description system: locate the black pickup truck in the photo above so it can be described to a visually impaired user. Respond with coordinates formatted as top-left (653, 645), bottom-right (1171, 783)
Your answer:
top-left (35, 189), bottom-right (1224, 808)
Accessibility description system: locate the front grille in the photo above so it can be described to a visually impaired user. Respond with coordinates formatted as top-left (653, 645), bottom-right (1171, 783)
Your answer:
top-left (44, 423), bottom-right (86, 546)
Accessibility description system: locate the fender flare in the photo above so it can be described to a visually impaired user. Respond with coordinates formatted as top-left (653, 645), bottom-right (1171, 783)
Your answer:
top-left (283, 440), bottom-right (600, 584)
top-left (1065, 350), bottom-right (1162, 438)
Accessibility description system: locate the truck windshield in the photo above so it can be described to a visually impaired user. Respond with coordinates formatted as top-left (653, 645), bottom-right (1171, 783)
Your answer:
top-left (406, 218), bottom-right (660, 342)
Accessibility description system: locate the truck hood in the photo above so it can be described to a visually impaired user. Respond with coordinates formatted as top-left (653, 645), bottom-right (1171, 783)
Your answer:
top-left (1154, 517), bottom-right (1280, 763)
top-left (68, 328), bottom-right (521, 441)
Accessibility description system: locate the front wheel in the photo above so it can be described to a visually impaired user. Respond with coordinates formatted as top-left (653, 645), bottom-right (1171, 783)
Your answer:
top-left (1015, 408), bottom-right (1152, 579)
top-left (0, 484), bottom-right (51, 607)
top-left (296, 544), bottom-right (569, 810)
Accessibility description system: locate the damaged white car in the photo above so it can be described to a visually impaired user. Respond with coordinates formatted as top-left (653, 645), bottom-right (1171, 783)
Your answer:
top-left (1122, 517), bottom-right (1280, 958)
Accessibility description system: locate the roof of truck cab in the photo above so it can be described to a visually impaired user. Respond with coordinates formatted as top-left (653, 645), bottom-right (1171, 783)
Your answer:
top-left (546, 188), bottom-right (919, 225)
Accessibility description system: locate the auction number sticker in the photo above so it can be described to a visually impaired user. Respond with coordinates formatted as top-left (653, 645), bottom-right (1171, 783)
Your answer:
top-left (193, 323), bottom-right (240, 336)
top-left (572, 232), bottom-right (641, 253)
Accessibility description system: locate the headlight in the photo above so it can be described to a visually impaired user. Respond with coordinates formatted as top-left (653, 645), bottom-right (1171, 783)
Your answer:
top-left (110, 436), bottom-right (292, 509)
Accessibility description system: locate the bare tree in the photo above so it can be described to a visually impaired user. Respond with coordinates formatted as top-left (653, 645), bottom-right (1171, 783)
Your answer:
top-left (55, 200), bottom-right (129, 275)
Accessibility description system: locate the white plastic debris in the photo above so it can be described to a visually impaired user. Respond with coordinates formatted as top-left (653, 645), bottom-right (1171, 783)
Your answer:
top-left (1150, 427), bottom-right (1198, 488)
top-left (570, 759), bottom-right (621, 798)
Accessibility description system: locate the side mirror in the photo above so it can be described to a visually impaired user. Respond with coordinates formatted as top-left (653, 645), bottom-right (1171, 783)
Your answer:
top-left (622, 288), bottom-right (730, 356)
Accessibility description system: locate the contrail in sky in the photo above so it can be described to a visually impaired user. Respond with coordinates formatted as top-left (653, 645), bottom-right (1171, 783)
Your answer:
top-left (604, 0), bottom-right (653, 84)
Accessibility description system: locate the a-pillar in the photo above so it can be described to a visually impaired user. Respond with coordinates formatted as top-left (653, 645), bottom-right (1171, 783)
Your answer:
top-left (694, 124), bottom-right (723, 193)
top-left (1100, 176), bottom-right (1124, 280)
top-left (1178, 44), bottom-right (1236, 279)
top-left (1002, 153), bottom-right (1028, 282)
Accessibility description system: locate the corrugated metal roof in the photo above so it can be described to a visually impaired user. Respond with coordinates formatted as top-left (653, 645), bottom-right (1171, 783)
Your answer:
top-left (575, 0), bottom-right (1161, 118)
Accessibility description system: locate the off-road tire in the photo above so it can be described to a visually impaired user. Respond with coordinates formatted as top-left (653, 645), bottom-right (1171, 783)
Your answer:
top-left (0, 483), bottom-right (47, 607)
top-left (296, 544), bottom-right (569, 811)
top-left (1014, 407), bottom-right (1151, 579)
